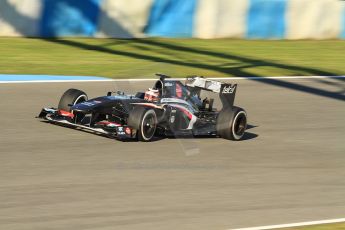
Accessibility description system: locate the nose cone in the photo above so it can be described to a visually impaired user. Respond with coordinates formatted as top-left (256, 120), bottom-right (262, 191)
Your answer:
top-left (70, 97), bottom-right (106, 112)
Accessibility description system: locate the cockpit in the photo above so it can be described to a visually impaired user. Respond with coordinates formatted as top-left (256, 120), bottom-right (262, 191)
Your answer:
top-left (151, 79), bottom-right (213, 112)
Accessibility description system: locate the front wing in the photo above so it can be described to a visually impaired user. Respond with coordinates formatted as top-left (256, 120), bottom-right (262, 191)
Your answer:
top-left (37, 108), bottom-right (136, 140)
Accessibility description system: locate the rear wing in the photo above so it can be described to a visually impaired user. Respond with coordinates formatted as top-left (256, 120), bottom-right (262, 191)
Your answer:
top-left (185, 76), bottom-right (237, 109)
top-left (185, 76), bottom-right (222, 93)
top-left (219, 83), bottom-right (237, 109)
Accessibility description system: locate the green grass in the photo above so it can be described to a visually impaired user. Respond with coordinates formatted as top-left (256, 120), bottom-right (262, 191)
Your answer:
top-left (281, 222), bottom-right (345, 230)
top-left (0, 38), bottom-right (344, 78)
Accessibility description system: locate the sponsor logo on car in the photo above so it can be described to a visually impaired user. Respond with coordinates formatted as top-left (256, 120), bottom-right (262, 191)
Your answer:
top-left (170, 115), bottom-right (175, 123)
top-left (81, 100), bottom-right (102, 106)
top-left (117, 126), bottom-right (125, 135)
top-left (125, 127), bottom-right (131, 135)
top-left (222, 85), bottom-right (236, 94)
top-left (81, 102), bottom-right (94, 106)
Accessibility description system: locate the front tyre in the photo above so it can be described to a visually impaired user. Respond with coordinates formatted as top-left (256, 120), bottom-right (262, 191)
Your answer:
top-left (128, 107), bottom-right (158, 142)
top-left (216, 106), bottom-right (247, 140)
top-left (139, 109), bottom-right (158, 141)
top-left (58, 88), bottom-right (88, 112)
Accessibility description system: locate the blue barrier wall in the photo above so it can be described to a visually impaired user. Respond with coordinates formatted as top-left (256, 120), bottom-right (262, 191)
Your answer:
top-left (247, 0), bottom-right (287, 39)
top-left (145, 0), bottom-right (197, 37)
top-left (41, 0), bottom-right (102, 37)
top-left (0, 0), bottom-right (344, 39)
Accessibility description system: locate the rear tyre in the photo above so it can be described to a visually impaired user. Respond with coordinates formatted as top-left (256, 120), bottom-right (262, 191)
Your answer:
top-left (128, 107), bottom-right (157, 142)
top-left (216, 106), bottom-right (247, 140)
top-left (58, 88), bottom-right (88, 112)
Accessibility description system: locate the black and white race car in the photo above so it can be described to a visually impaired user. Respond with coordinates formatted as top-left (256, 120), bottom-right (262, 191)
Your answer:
top-left (37, 74), bottom-right (247, 141)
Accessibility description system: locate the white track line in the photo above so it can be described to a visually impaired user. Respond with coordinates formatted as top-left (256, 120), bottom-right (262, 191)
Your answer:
top-left (0, 76), bottom-right (344, 84)
top-left (0, 79), bottom-right (115, 84)
top-left (108, 76), bottom-right (345, 81)
top-left (209, 76), bottom-right (345, 80)
top-left (230, 218), bottom-right (345, 230)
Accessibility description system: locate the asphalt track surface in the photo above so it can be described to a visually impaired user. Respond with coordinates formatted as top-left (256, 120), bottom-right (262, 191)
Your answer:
top-left (0, 77), bottom-right (344, 230)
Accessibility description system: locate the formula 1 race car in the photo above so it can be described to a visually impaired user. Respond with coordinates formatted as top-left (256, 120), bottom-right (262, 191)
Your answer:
top-left (37, 74), bottom-right (247, 141)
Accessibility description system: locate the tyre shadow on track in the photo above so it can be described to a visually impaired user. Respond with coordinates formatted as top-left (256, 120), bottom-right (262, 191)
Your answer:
top-left (239, 124), bottom-right (259, 141)
top-left (158, 123), bottom-right (259, 141)
top-left (241, 132), bottom-right (258, 141)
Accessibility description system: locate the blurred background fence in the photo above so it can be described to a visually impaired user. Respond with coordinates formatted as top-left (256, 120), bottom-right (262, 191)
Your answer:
top-left (0, 0), bottom-right (344, 39)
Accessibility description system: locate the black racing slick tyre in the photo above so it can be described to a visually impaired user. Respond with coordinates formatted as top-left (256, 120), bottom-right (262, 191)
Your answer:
top-left (128, 106), bottom-right (157, 142)
top-left (216, 106), bottom-right (247, 141)
top-left (58, 88), bottom-right (88, 112)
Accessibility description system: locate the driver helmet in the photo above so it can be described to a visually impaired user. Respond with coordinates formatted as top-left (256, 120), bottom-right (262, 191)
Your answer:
top-left (144, 88), bottom-right (160, 102)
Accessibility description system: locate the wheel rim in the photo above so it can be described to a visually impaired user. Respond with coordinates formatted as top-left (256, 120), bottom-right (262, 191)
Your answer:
top-left (74, 94), bottom-right (87, 105)
top-left (71, 95), bottom-right (87, 123)
top-left (232, 111), bottom-right (247, 139)
top-left (142, 113), bottom-right (156, 140)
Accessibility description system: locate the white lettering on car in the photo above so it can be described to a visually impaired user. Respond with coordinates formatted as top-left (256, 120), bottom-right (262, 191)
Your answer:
top-left (222, 85), bottom-right (236, 94)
